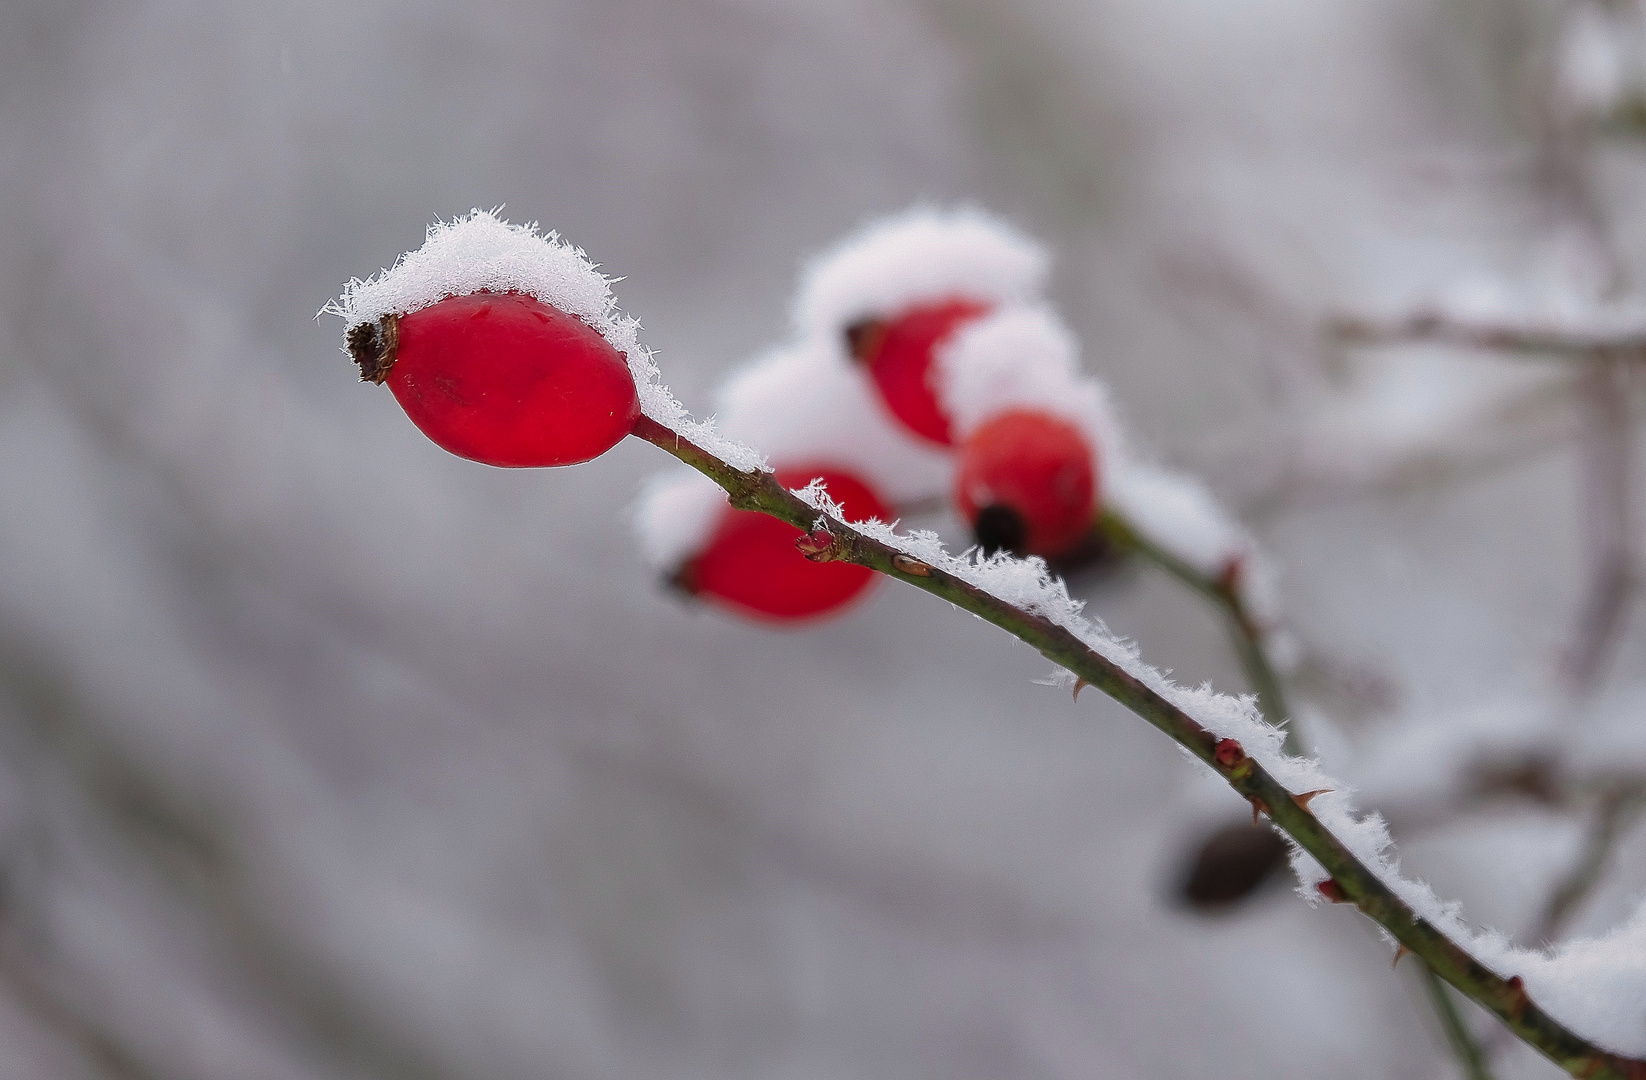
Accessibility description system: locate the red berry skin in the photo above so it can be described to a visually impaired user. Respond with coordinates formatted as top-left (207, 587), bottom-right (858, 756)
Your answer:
top-left (385, 292), bottom-right (640, 467)
top-left (954, 410), bottom-right (1097, 558)
top-left (849, 298), bottom-right (988, 446)
top-left (685, 468), bottom-right (891, 623)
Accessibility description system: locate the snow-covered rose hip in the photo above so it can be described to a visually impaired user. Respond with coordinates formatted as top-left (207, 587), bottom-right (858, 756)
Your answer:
top-left (794, 207), bottom-right (1049, 448)
top-left (330, 210), bottom-right (650, 469)
top-left (955, 409), bottom-right (1097, 559)
top-left (676, 467), bottom-right (892, 623)
top-left (347, 292), bottom-right (640, 468)
top-left (846, 298), bottom-right (988, 446)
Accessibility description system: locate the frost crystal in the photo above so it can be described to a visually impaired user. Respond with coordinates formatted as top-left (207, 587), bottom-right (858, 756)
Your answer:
top-left (325, 209), bottom-right (766, 472)
top-left (792, 205), bottom-right (1047, 339)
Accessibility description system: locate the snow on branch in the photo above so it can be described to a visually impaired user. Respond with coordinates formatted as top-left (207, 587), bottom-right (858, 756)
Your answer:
top-left (325, 208), bottom-right (768, 472)
top-left (629, 409), bottom-right (1646, 1078)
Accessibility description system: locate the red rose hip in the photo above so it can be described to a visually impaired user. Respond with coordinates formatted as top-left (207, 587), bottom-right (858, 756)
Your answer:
top-left (846, 297), bottom-right (988, 447)
top-left (677, 467), bottom-right (891, 623)
top-left (348, 291), bottom-right (640, 467)
top-left (954, 409), bottom-right (1097, 559)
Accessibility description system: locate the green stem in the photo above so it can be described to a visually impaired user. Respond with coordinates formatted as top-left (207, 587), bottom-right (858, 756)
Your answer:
top-left (631, 414), bottom-right (1646, 1080)
top-left (1097, 509), bottom-right (1300, 755)
top-left (1535, 790), bottom-right (1644, 944)
top-left (1421, 963), bottom-right (1496, 1080)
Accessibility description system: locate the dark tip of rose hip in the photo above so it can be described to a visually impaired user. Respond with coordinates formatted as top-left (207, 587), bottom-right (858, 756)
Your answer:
top-left (347, 314), bottom-right (399, 384)
top-left (665, 560), bottom-right (701, 599)
top-left (844, 317), bottom-right (887, 364)
top-left (974, 504), bottom-right (1027, 558)
top-left (1176, 820), bottom-right (1290, 911)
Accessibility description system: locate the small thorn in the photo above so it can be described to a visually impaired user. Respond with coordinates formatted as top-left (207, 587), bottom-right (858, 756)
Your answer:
top-left (1392, 945), bottom-right (1411, 969)
top-left (1248, 797), bottom-right (1270, 825)
top-left (1506, 974), bottom-right (1529, 1019)
top-left (1293, 789), bottom-right (1332, 810)
top-left (1213, 738), bottom-right (1245, 768)
top-left (1072, 678), bottom-right (1090, 702)
top-left (891, 553), bottom-right (932, 577)
top-left (1317, 879), bottom-right (1349, 904)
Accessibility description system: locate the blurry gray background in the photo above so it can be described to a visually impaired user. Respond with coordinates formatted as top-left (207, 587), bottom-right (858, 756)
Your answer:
top-left (2, 1), bottom-right (1643, 1078)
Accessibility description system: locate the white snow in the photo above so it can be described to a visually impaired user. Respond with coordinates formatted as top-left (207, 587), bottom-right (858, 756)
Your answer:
top-left (792, 205), bottom-right (1048, 339)
top-left (934, 304), bottom-right (1275, 623)
top-left (936, 304), bottom-right (1124, 471)
top-left (381, 208), bottom-right (1646, 1054)
top-left (633, 467), bottom-right (729, 571)
top-left (787, 477), bottom-right (1646, 1056)
top-left (1554, 3), bottom-right (1629, 119)
top-left (326, 209), bottom-right (768, 472)
top-left (634, 337), bottom-right (951, 568)
top-left (1106, 460), bottom-right (1269, 604)
top-left (713, 339), bottom-right (952, 504)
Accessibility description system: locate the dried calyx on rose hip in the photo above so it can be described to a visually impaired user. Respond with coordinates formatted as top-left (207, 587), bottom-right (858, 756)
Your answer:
top-left (329, 210), bottom-right (646, 468)
top-left (793, 207), bottom-right (1048, 448)
top-left (666, 467), bottom-right (891, 623)
top-left (955, 409), bottom-right (1097, 559)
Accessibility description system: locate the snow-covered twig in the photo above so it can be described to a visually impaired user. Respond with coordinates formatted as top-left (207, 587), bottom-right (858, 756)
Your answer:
top-left (1327, 310), bottom-right (1646, 356)
top-left (1095, 508), bottom-right (1297, 753)
top-left (627, 412), bottom-right (1646, 1080)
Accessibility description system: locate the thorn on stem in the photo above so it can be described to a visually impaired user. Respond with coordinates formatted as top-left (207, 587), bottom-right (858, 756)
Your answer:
top-left (1317, 879), bottom-right (1349, 904)
top-left (1072, 678), bottom-right (1090, 702)
top-left (1293, 788), bottom-right (1332, 810)
top-left (1392, 945), bottom-right (1411, 969)
top-left (1249, 797), bottom-right (1271, 825)
top-left (1213, 738), bottom-right (1245, 768)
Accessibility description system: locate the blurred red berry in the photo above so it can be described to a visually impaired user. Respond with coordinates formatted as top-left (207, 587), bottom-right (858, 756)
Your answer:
top-left (954, 409), bottom-right (1097, 559)
top-left (678, 467), bottom-right (891, 623)
top-left (349, 292), bottom-right (640, 467)
top-left (846, 298), bottom-right (988, 446)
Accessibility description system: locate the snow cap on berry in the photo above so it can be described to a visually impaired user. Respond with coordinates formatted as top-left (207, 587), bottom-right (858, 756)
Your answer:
top-left (328, 209), bottom-right (639, 359)
top-left (937, 305), bottom-right (1123, 483)
top-left (792, 205), bottom-right (1047, 340)
top-left (326, 208), bottom-right (766, 472)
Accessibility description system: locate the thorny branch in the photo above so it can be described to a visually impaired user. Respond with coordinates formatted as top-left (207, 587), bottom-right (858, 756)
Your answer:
top-left (1095, 509), bottom-right (1299, 754)
top-left (630, 413), bottom-right (1646, 1080)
